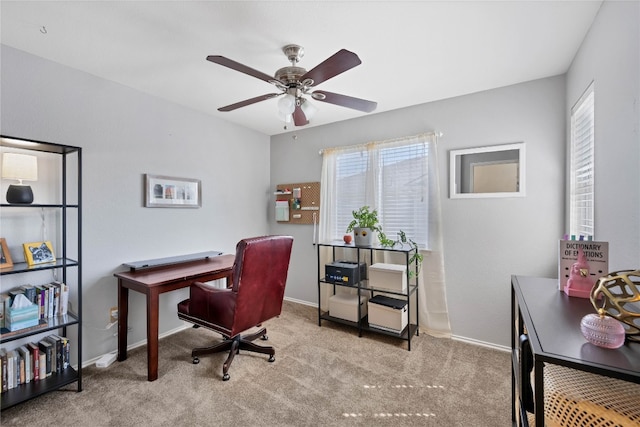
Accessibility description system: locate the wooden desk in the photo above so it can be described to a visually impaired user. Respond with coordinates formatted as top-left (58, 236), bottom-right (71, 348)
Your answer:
top-left (114, 254), bottom-right (235, 381)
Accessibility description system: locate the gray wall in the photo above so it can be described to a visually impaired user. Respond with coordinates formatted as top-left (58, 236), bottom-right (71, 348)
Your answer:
top-left (566, 0), bottom-right (640, 269)
top-left (1, 0), bottom-right (637, 362)
top-left (1, 45), bottom-right (271, 362)
top-left (269, 0), bottom-right (640, 348)
top-left (270, 75), bottom-right (566, 348)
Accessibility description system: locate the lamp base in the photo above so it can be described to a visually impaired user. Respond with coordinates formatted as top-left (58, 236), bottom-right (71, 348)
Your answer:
top-left (6, 184), bottom-right (34, 204)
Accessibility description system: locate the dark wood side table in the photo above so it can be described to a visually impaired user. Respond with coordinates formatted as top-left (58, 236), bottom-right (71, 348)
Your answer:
top-left (511, 275), bottom-right (640, 426)
top-left (114, 254), bottom-right (234, 381)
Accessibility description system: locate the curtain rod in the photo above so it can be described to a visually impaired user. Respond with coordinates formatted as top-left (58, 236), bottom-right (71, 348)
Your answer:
top-left (318, 131), bottom-right (443, 155)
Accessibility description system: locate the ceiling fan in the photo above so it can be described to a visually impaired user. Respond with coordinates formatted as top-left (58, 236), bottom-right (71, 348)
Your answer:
top-left (206, 44), bottom-right (377, 127)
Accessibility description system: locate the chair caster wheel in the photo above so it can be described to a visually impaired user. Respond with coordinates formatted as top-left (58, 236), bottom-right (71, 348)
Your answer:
top-left (192, 357), bottom-right (199, 364)
top-left (268, 355), bottom-right (275, 363)
top-left (223, 373), bottom-right (230, 381)
top-left (262, 334), bottom-right (268, 341)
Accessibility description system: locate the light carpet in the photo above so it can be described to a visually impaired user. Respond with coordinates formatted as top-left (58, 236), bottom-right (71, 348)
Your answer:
top-left (1, 301), bottom-right (511, 426)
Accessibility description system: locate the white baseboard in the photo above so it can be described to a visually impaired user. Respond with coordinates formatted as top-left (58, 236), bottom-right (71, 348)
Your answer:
top-left (451, 334), bottom-right (510, 353)
top-left (82, 323), bottom-right (191, 369)
top-left (283, 296), bottom-right (317, 307)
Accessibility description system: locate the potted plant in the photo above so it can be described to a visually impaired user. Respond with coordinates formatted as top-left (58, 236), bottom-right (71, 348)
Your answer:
top-left (346, 206), bottom-right (384, 246)
top-left (391, 230), bottom-right (424, 277)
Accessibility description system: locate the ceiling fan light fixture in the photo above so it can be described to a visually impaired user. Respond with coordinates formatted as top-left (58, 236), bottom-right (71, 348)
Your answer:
top-left (278, 94), bottom-right (296, 115)
top-left (300, 98), bottom-right (318, 120)
top-left (278, 111), bottom-right (292, 123)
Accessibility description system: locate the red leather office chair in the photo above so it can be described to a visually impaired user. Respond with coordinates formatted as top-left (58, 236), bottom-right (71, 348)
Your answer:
top-left (177, 235), bottom-right (293, 381)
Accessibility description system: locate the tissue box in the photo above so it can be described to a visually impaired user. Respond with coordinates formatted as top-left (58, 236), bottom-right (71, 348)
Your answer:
top-left (368, 263), bottom-right (407, 293)
top-left (368, 295), bottom-right (408, 334)
top-left (6, 304), bottom-right (40, 331)
top-left (329, 293), bottom-right (367, 322)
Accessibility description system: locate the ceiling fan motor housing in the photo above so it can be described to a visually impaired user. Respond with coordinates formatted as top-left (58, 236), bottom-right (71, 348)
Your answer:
top-left (274, 66), bottom-right (307, 87)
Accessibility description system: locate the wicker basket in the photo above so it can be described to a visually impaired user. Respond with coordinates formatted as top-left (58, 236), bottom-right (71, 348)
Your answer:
top-left (526, 364), bottom-right (640, 427)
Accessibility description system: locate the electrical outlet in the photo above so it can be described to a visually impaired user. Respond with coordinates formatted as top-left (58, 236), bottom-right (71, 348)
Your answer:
top-left (109, 306), bottom-right (118, 323)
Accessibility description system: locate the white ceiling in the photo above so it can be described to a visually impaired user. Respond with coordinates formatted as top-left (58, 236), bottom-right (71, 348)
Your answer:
top-left (1, 1), bottom-right (602, 136)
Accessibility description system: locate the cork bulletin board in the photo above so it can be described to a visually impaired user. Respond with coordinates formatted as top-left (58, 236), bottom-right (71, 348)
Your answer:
top-left (275, 181), bottom-right (320, 224)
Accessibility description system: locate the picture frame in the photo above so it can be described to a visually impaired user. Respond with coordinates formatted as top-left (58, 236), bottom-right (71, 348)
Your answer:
top-left (0, 238), bottom-right (13, 268)
top-left (23, 241), bottom-right (56, 266)
top-left (144, 174), bottom-right (201, 208)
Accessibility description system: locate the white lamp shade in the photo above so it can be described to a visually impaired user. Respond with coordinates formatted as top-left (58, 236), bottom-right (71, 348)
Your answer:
top-left (278, 94), bottom-right (296, 115)
top-left (2, 153), bottom-right (38, 181)
top-left (278, 111), bottom-right (292, 123)
top-left (300, 99), bottom-right (318, 119)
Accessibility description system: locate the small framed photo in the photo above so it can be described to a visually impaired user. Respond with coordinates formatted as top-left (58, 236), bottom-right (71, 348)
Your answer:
top-left (23, 241), bottom-right (56, 266)
top-left (144, 174), bottom-right (201, 208)
top-left (0, 238), bottom-right (13, 268)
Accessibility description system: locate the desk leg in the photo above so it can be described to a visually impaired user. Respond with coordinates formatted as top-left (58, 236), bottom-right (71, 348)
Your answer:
top-left (147, 289), bottom-right (160, 381)
top-left (117, 281), bottom-right (129, 362)
top-left (534, 360), bottom-right (544, 426)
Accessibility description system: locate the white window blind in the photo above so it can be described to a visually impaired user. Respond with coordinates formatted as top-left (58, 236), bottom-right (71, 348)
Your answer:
top-left (570, 83), bottom-right (595, 238)
top-left (333, 141), bottom-right (429, 247)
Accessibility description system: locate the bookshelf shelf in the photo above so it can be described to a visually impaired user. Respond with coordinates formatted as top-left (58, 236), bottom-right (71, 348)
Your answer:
top-left (0, 135), bottom-right (82, 411)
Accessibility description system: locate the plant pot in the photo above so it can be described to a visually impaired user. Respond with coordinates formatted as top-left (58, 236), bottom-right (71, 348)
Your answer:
top-left (353, 227), bottom-right (373, 246)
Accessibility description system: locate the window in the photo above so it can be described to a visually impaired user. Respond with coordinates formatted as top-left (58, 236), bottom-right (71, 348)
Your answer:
top-left (569, 83), bottom-right (595, 238)
top-left (330, 139), bottom-right (431, 247)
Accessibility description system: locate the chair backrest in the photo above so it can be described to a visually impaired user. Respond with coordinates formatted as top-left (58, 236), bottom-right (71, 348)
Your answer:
top-left (230, 235), bottom-right (293, 335)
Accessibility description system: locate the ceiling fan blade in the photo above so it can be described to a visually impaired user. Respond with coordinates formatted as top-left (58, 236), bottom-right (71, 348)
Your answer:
top-left (218, 93), bottom-right (280, 112)
top-left (293, 105), bottom-right (309, 126)
top-left (207, 55), bottom-right (276, 84)
top-left (311, 90), bottom-right (377, 113)
top-left (300, 49), bottom-right (361, 86)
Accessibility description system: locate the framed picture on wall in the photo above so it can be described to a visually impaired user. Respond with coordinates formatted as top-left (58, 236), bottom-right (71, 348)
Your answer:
top-left (0, 238), bottom-right (13, 268)
top-left (144, 174), bottom-right (201, 208)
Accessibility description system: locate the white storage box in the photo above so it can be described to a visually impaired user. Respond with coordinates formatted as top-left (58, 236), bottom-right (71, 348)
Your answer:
top-left (368, 263), bottom-right (407, 293)
top-left (329, 293), bottom-right (367, 322)
top-left (368, 295), bottom-right (408, 334)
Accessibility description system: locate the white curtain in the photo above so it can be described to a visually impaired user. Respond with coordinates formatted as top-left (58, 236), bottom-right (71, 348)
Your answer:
top-left (319, 132), bottom-right (451, 338)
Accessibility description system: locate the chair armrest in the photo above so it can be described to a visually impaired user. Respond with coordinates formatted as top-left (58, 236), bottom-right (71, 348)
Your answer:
top-left (189, 281), bottom-right (236, 326)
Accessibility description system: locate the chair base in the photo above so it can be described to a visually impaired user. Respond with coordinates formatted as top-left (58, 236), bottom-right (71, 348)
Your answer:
top-left (191, 327), bottom-right (275, 381)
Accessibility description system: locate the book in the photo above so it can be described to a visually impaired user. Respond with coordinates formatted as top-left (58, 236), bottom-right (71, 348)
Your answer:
top-left (7, 349), bottom-right (16, 389)
top-left (27, 342), bottom-right (40, 381)
top-left (17, 347), bottom-right (26, 385)
top-left (46, 334), bottom-right (62, 374)
top-left (49, 282), bottom-right (61, 316)
top-left (38, 351), bottom-right (46, 380)
top-left (0, 348), bottom-right (7, 392)
top-left (38, 339), bottom-right (53, 377)
top-left (34, 285), bottom-right (47, 319)
top-left (44, 284), bottom-right (55, 318)
top-left (20, 285), bottom-right (36, 305)
top-left (51, 334), bottom-right (70, 369)
top-left (17, 345), bottom-right (30, 384)
top-left (0, 293), bottom-right (10, 329)
top-left (58, 282), bottom-right (69, 315)
top-left (558, 239), bottom-right (609, 293)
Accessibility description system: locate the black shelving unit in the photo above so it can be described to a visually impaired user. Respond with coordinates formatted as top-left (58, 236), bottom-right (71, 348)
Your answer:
top-left (1, 135), bottom-right (82, 410)
top-left (317, 241), bottom-right (419, 350)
